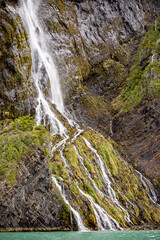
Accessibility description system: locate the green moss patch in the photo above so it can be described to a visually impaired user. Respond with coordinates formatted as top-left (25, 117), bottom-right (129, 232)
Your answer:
top-left (0, 116), bottom-right (52, 186)
top-left (112, 19), bottom-right (160, 114)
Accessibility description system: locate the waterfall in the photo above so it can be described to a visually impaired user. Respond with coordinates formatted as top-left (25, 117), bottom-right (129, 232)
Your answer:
top-left (74, 146), bottom-right (105, 198)
top-left (18, 0), bottom-right (66, 135)
top-left (110, 120), bottom-right (113, 137)
top-left (83, 137), bottom-right (118, 202)
top-left (17, 0), bottom-right (159, 232)
top-left (83, 137), bottom-right (132, 224)
top-left (52, 176), bottom-right (89, 232)
top-left (77, 186), bottom-right (122, 230)
top-left (151, 53), bottom-right (155, 63)
top-left (51, 143), bottom-right (124, 231)
top-left (135, 170), bottom-right (158, 205)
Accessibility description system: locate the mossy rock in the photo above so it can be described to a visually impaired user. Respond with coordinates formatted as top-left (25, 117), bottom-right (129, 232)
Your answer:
top-left (111, 18), bottom-right (160, 115)
top-left (0, 116), bottom-right (52, 187)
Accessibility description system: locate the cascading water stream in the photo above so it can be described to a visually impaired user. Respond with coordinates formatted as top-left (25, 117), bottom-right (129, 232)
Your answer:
top-left (116, 149), bottom-right (159, 206)
top-left (78, 187), bottom-right (113, 231)
top-left (74, 144), bottom-right (134, 219)
top-left (83, 137), bottom-right (119, 202)
top-left (77, 185), bottom-right (122, 231)
top-left (52, 176), bottom-right (89, 232)
top-left (110, 120), bottom-right (113, 137)
top-left (135, 170), bottom-right (158, 205)
top-left (74, 146), bottom-right (105, 198)
top-left (52, 142), bottom-right (123, 231)
top-left (83, 137), bottom-right (132, 224)
top-left (17, 0), bottom-right (159, 231)
top-left (18, 0), bottom-right (66, 135)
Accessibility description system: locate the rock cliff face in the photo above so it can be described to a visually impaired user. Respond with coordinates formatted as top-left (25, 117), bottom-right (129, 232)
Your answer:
top-left (1, 118), bottom-right (160, 230)
top-left (0, 2), bottom-right (36, 118)
top-left (0, 148), bottom-right (71, 230)
top-left (38, 0), bottom-right (160, 100)
top-left (112, 99), bottom-right (160, 202)
top-left (1, 0), bottom-right (159, 112)
top-left (0, 0), bottom-right (160, 231)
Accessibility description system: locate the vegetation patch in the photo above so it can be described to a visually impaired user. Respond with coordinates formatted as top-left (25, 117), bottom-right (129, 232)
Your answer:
top-left (0, 116), bottom-right (52, 186)
top-left (112, 19), bottom-right (160, 114)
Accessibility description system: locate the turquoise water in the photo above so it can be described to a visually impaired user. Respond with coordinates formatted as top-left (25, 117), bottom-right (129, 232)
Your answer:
top-left (0, 230), bottom-right (160, 240)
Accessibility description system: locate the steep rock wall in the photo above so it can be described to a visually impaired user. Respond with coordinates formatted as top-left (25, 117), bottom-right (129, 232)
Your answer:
top-left (37, 0), bottom-right (160, 100)
top-left (0, 2), bottom-right (36, 119)
top-left (0, 148), bottom-right (71, 229)
top-left (0, 118), bottom-right (160, 230)
top-left (1, 0), bottom-right (159, 113)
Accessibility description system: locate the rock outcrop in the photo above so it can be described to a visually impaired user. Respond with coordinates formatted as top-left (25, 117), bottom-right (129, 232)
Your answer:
top-left (38, 0), bottom-right (160, 100)
top-left (0, 2), bottom-right (36, 119)
top-left (1, 0), bottom-right (159, 115)
top-left (112, 99), bottom-right (160, 203)
top-left (0, 148), bottom-right (71, 230)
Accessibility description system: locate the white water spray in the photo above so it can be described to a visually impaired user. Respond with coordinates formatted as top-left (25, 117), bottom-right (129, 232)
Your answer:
top-left (136, 170), bottom-right (158, 204)
top-left (83, 137), bottom-right (132, 224)
top-left (78, 186), bottom-right (122, 230)
top-left (52, 176), bottom-right (89, 231)
top-left (18, 0), bottom-right (66, 135)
